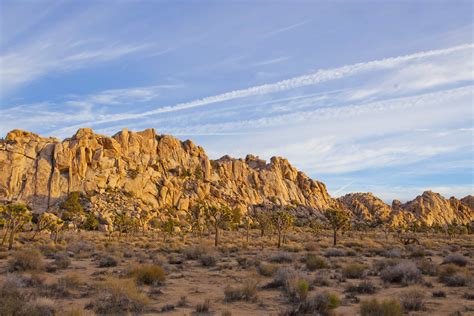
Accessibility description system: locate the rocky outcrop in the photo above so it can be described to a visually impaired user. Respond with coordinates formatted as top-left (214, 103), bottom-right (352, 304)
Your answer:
top-left (340, 191), bottom-right (473, 226)
top-left (398, 191), bottom-right (473, 226)
top-left (0, 128), bottom-right (334, 214)
top-left (337, 192), bottom-right (392, 223)
top-left (1, 129), bottom-right (472, 227)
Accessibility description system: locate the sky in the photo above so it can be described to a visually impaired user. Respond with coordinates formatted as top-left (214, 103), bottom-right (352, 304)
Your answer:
top-left (0, 0), bottom-right (473, 202)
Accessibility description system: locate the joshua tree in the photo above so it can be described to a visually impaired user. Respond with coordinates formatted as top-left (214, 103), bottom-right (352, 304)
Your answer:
top-left (324, 208), bottom-right (350, 246)
top-left (271, 209), bottom-right (294, 248)
top-left (204, 203), bottom-right (238, 247)
top-left (249, 205), bottom-right (273, 238)
top-left (1, 203), bottom-right (32, 249)
top-left (31, 212), bottom-right (64, 242)
top-left (185, 202), bottom-right (206, 238)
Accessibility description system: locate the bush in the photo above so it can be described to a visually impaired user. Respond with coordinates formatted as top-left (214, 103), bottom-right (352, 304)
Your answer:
top-left (269, 252), bottom-right (293, 263)
top-left (416, 259), bottom-right (437, 276)
top-left (21, 297), bottom-right (56, 316)
top-left (314, 273), bottom-right (331, 287)
top-left (438, 264), bottom-right (470, 287)
top-left (8, 248), bottom-right (45, 272)
top-left (345, 280), bottom-right (377, 294)
top-left (184, 242), bottom-right (213, 260)
top-left (130, 264), bottom-right (166, 286)
top-left (360, 298), bottom-right (403, 316)
top-left (98, 255), bottom-right (118, 267)
top-left (224, 280), bottom-right (258, 302)
top-left (400, 289), bottom-right (425, 311)
top-left (443, 253), bottom-right (469, 267)
top-left (285, 278), bottom-right (310, 303)
top-left (432, 291), bottom-right (446, 298)
top-left (0, 274), bottom-right (25, 315)
top-left (325, 248), bottom-right (345, 257)
top-left (54, 252), bottom-right (71, 269)
top-left (199, 254), bottom-right (217, 267)
top-left (380, 261), bottom-right (422, 285)
top-left (283, 292), bottom-right (340, 316)
top-left (342, 263), bottom-right (366, 279)
top-left (90, 277), bottom-right (150, 314)
top-left (195, 299), bottom-right (210, 313)
top-left (385, 248), bottom-right (402, 258)
top-left (267, 267), bottom-right (299, 288)
top-left (306, 254), bottom-right (328, 271)
top-left (257, 262), bottom-right (277, 277)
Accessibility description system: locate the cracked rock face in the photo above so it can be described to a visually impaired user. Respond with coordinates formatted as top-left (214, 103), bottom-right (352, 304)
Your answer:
top-left (0, 128), bottom-right (333, 214)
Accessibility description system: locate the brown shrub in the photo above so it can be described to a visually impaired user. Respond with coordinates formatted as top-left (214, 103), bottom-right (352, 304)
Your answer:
top-left (224, 280), bottom-right (258, 302)
top-left (8, 248), bottom-right (45, 272)
top-left (129, 264), bottom-right (166, 286)
top-left (360, 298), bottom-right (402, 316)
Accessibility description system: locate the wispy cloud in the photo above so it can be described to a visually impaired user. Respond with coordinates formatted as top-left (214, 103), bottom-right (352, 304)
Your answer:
top-left (263, 19), bottom-right (312, 37)
top-left (252, 56), bottom-right (289, 67)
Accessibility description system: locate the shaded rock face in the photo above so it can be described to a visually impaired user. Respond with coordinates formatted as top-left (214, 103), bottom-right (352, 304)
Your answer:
top-left (0, 128), bottom-right (334, 213)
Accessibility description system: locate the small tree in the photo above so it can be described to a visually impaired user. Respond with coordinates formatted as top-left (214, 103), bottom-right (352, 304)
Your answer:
top-left (82, 212), bottom-right (99, 231)
top-left (271, 210), bottom-right (294, 248)
top-left (204, 203), bottom-right (237, 247)
top-left (31, 212), bottom-right (64, 242)
top-left (113, 212), bottom-right (137, 238)
top-left (249, 205), bottom-right (273, 238)
top-left (324, 208), bottom-right (350, 246)
top-left (1, 203), bottom-right (32, 250)
top-left (185, 202), bottom-right (206, 238)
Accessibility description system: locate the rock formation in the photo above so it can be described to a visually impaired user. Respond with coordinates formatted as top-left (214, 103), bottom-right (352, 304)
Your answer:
top-left (0, 128), bottom-right (472, 227)
top-left (0, 128), bottom-right (333, 215)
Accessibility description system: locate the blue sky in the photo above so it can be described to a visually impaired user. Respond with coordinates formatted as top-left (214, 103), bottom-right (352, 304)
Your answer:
top-left (0, 0), bottom-right (473, 202)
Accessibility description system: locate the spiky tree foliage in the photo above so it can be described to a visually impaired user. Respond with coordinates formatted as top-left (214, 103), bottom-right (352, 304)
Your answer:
top-left (309, 218), bottom-right (324, 239)
top-left (185, 202), bottom-right (207, 237)
top-left (113, 212), bottom-right (138, 237)
top-left (1, 203), bottom-right (32, 249)
top-left (204, 203), bottom-right (239, 247)
top-left (324, 208), bottom-right (351, 246)
top-left (249, 205), bottom-right (274, 238)
top-left (82, 212), bottom-right (99, 231)
top-left (271, 209), bottom-right (294, 248)
top-left (60, 192), bottom-right (84, 220)
top-left (31, 212), bottom-right (64, 242)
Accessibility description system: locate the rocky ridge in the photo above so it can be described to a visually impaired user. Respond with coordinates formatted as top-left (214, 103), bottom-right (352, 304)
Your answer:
top-left (0, 128), bottom-right (472, 227)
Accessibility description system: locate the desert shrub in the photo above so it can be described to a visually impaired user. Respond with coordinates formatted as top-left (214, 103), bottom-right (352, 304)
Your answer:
top-left (90, 277), bottom-right (150, 314)
top-left (267, 267), bottom-right (299, 288)
top-left (21, 297), bottom-right (56, 316)
top-left (8, 248), bottom-right (45, 272)
top-left (408, 246), bottom-right (426, 258)
top-left (443, 253), bottom-right (469, 267)
top-left (54, 252), bottom-right (71, 269)
top-left (224, 280), bottom-right (258, 302)
top-left (0, 274), bottom-right (26, 316)
top-left (360, 298), bottom-right (403, 316)
top-left (385, 248), bottom-right (402, 258)
top-left (129, 264), bottom-right (166, 286)
top-left (380, 261), bottom-right (422, 285)
top-left (416, 259), bottom-right (437, 276)
top-left (195, 299), bottom-right (211, 313)
top-left (438, 264), bottom-right (471, 286)
top-left (372, 258), bottom-right (400, 273)
top-left (285, 278), bottom-right (310, 303)
top-left (342, 263), bottom-right (366, 279)
top-left (345, 280), bottom-right (377, 294)
top-left (98, 255), bottom-right (118, 267)
top-left (432, 290), bottom-right (446, 298)
top-left (283, 292), bottom-right (340, 316)
top-left (400, 288), bottom-right (425, 311)
top-left (325, 248), bottom-right (345, 257)
top-left (257, 262), bottom-right (278, 277)
top-left (305, 242), bottom-right (319, 251)
top-left (184, 242), bottom-right (213, 260)
top-left (269, 252), bottom-right (293, 263)
top-left (306, 253), bottom-right (328, 271)
top-left (67, 240), bottom-right (94, 258)
top-left (314, 273), bottom-right (331, 286)
top-left (58, 273), bottom-right (83, 289)
top-left (463, 292), bottom-right (474, 300)
top-left (199, 254), bottom-right (217, 267)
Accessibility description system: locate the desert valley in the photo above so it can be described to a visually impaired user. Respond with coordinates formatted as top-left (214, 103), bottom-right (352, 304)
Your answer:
top-left (0, 128), bottom-right (472, 316)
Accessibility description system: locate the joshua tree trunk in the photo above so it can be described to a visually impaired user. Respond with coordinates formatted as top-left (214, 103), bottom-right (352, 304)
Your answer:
top-left (246, 225), bottom-right (250, 243)
top-left (333, 229), bottom-right (337, 246)
top-left (8, 229), bottom-right (16, 250)
top-left (214, 225), bottom-right (219, 247)
top-left (1, 227), bottom-right (9, 246)
top-left (277, 230), bottom-right (282, 248)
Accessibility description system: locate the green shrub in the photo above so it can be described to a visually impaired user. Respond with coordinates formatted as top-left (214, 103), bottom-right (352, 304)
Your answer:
top-left (360, 298), bottom-right (403, 316)
top-left (130, 264), bottom-right (166, 286)
top-left (306, 253), bottom-right (327, 271)
top-left (342, 263), bottom-right (366, 279)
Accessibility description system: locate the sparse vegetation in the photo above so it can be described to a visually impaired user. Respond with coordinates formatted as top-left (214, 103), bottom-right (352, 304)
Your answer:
top-left (8, 248), bottom-right (45, 272)
top-left (129, 264), bottom-right (166, 286)
top-left (306, 253), bottom-right (327, 271)
top-left (380, 261), bottom-right (422, 285)
top-left (360, 298), bottom-right (403, 316)
top-left (224, 280), bottom-right (258, 302)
